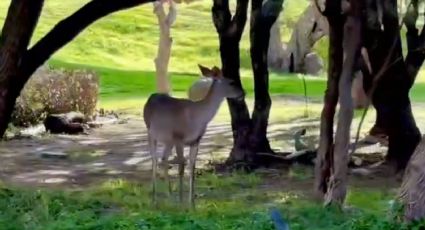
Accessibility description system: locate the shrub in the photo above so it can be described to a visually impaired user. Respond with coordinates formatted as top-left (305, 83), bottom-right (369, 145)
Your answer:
top-left (12, 66), bottom-right (99, 127)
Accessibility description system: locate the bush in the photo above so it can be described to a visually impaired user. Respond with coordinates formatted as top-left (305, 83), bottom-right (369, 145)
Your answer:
top-left (12, 66), bottom-right (99, 127)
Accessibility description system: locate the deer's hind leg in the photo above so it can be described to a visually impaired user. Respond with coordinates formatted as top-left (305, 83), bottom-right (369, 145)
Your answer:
top-left (175, 143), bottom-right (185, 203)
top-left (188, 142), bottom-right (199, 209)
top-left (148, 134), bottom-right (158, 206)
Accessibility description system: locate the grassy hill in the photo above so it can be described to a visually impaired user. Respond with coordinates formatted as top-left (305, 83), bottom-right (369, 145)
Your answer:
top-left (0, 0), bottom-right (424, 107)
top-left (0, 0), bottom-right (310, 72)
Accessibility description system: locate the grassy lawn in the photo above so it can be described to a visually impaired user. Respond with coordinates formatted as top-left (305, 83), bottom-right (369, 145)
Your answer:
top-left (0, 173), bottom-right (410, 230)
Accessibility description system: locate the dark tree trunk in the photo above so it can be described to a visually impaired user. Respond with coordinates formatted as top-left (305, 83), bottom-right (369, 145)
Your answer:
top-left (0, 0), bottom-right (45, 136)
top-left (213, 0), bottom-right (282, 168)
top-left (365, 0), bottom-right (422, 171)
top-left (0, 0), bottom-right (154, 137)
top-left (249, 0), bottom-right (282, 156)
top-left (212, 0), bottom-right (252, 164)
top-left (314, 0), bottom-right (345, 196)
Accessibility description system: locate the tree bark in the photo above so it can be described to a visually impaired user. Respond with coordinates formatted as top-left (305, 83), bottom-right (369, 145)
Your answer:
top-left (324, 0), bottom-right (364, 205)
top-left (213, 0), bottom-right (282, 167)
top-left (0, 0), bottom-right (45, 136)
top-left (286, 2), bottom-right (328, 73)
top-left (212, 0), bottom-right (252, 164)
top-left (314, 0), bottom-right (344, 196)
top-left (399, 136), bottom-right (425, 221)
top-left (0, 0), bottom-right (155, 137)
top-left (268, 18), bottom-right (285, 70)
top-left (153, 1), bottom-right (176, 93)
top-left (249, 0), bottom-right (282, 157)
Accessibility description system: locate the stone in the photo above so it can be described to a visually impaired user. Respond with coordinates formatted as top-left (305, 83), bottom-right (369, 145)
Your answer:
top-left (304, 52), bottom-right (324, 76)
top-left (40, 151), bottom-right (68, 159)
top-left (44, 113), bottom-right (86, 135)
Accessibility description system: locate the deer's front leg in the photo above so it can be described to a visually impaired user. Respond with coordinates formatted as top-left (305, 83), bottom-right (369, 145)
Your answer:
top-left (188, 142), bottom-right (199, 208)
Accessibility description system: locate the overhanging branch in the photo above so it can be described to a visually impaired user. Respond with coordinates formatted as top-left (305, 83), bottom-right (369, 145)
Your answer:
top-left (21, 0), bottom-right (156, 79)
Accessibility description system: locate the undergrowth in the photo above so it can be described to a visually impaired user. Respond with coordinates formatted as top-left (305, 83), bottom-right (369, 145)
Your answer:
top-left (0, 172), bottom-right (422, 230)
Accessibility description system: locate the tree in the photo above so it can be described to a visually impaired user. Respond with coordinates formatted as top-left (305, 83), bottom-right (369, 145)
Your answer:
top-left (0, 0), bottom-right (155, 137)
top-left (153, 0), bottom-right (176, 93)
top-left (315, 0), bottom-right (424, 206)
top-left (364, 0), bottom-right (423, 171)
top-left (314, 0), bottom-right (365, 205)
top-left (212, 0), bottom-right (283, 168)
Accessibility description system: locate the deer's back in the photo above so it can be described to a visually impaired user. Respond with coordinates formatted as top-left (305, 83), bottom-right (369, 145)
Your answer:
top-left (143, 93), bottom-right (203, 144)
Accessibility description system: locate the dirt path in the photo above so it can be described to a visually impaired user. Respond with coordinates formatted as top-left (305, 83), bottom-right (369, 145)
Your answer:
top-left (0, 97), bottom-right (423, 190)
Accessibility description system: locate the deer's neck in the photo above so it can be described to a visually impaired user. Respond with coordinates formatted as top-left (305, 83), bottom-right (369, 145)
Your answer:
top-left (192, 83), bottom-right (224, 126)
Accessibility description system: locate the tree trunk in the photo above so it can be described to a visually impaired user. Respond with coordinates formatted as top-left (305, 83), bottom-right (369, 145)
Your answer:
top-left (212, 0), bottom-right (252, 165)
top-left (213, 0), bottom-right (282, 167)
top-left (286, 2), bottom-right (328, 73)
top-left (365, 0), bottom-right (422, 171)
top-left (324, 0), bottom-right (364, 205)
top-left (268, 18), bottom-right (285, 70)
top-left (0, 0), bottom-right (45, 136)
top-left (249, 0), bottom-right (281, 157)
top-left (153, 1), bottom-right (176, 94)
top-left (399, 136), bottom-right (425, 221)
top-left (314, 0), bottom-right (344, 196)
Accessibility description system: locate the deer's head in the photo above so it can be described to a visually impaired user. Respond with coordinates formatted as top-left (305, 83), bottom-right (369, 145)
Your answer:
top-left (197, 64), bottom-right (244, 100)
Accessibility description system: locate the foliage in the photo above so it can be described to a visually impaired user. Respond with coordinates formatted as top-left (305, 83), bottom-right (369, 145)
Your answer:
top-left (12, 66), bottom-right (99, 127)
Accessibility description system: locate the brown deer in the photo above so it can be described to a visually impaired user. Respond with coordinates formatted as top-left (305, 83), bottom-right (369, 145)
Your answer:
top-left (143, 64), bottom-right (243, 207)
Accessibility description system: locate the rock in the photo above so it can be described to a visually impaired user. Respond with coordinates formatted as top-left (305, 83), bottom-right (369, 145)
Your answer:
top-left (304, 52), bottom-right (323, 76)
top-left (44, 114), bottom-right (86, 135)
top-left (18, 124), bottom-right (46, 137)
top-left (40, 151), bottom-right (68, 159)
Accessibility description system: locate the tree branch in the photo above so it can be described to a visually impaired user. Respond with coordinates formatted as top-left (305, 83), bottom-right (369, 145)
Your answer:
top-left (212, 0), bottom-right (232, 34)
top-left (404, 0), bottom-right (425, 85)
top-left (21, 0), bottom-right (155, 79)
top-left (230, 0), bottom-right (249, 39)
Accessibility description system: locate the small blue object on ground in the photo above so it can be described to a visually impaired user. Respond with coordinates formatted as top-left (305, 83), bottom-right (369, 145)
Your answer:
top-left (269, 207), bottom-right (290, 230)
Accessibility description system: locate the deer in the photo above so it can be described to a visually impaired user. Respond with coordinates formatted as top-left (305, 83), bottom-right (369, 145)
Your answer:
top-left (143, 64), bottom-right (244, 208)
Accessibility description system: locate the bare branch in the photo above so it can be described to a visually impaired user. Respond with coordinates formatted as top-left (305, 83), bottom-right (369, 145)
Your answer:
top-left (21, 0), bottom-right (155, 79)
top-left (166, 1), bottom-right (177, 26)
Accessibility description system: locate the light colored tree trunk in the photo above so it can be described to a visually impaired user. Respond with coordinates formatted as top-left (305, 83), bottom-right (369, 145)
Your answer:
top-left (399, 136), bottom-right (425, 221)
top-left (351, 72), bottom-right (368, 109)
top-left (268, 16), bottom-right (286, 70)
top-left (286, 1), bottom-right (328, 73)
top-left (153, 1), bottom-right (176, 94)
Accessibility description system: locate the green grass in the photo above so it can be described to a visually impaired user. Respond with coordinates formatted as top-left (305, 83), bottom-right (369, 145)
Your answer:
top-left (0, 174), bottom-right (418, 230)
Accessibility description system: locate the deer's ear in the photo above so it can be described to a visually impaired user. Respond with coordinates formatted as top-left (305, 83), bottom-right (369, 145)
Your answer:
top-left (211, 66), bottom-right (223, 78)
top-left (198, 64), bottom-right (212, 77)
